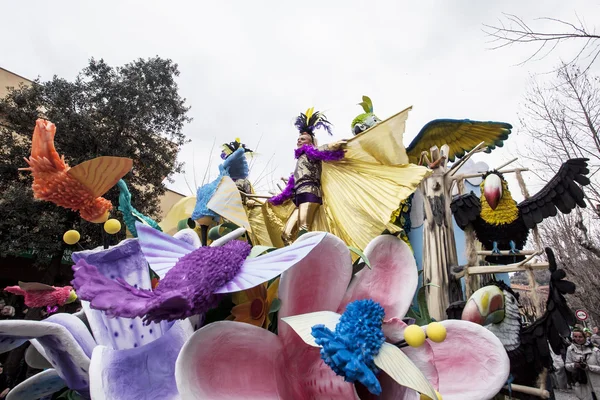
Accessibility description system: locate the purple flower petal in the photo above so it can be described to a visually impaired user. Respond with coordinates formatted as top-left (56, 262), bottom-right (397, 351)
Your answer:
top-left (89, 320), bottom-right (193, 399)
top-left (81, 302), bottom-right (168, 350)
top-left (73, 240), bottom-right (168, 349)
top-left (0, 334), bottom-right (28, 353)
top-left (0, 319), bottom-right (92, 394)
top-left (6, 369), bottom-right (68, 400)
top-left (72, 239), bottom-right (151, 289)
top-left (44, 313), bottom-right (97, 358)
top-left (25, 343), bottom-right (53, 370)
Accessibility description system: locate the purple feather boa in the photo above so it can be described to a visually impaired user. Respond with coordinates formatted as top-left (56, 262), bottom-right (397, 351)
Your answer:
top-left (294, 144), bottom-right (345, 161)
top-left (268, 146), bottom-right (344, 205)
top-left (269, 175), bottom-right (295, 205)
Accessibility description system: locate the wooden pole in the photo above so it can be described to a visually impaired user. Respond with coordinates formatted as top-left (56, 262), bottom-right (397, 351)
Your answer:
top-left (514, 169), bottom-right (543, 314)
top-left (465, 262), bottom-right (549, 275)
top-left (454, 167), bottom-right (529, 180)
top-left (501, 383), bottom-right (550, 399)
top-left (493, 157), bottom-right (518, 171)
top-left (447, 141), bottom-right (486, 177)
top-left (476, 250), bottom-right (538, 256)
top-left (243, 193), bottom-right (271, 199)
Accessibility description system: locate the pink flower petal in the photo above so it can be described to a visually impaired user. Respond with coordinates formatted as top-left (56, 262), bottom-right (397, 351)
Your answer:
top-left (379, 374), bottom-right (419, 400)
top-left (428, 320), bottom-right (510, 400)
top-left (339, 235), bottom-right (417, 319)
top-left (278, 232), bottom-right (353, 344)
top-left (285, 332), bottom-right (359, 399)
top-left (402, 344), bottom-right (439, 391)
top-left (175, 321), bottom-right (292, 399)
top-left (382, 317), bottom-right (407, 343)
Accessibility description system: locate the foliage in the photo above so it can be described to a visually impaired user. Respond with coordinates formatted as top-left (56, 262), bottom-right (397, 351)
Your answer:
top-left (0, 57), bottom-right (191, 268)
top-left (406, 271), bottom-right (436, 325)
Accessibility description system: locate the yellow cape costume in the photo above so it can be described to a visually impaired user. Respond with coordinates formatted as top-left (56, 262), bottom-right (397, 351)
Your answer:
top-left (256, 106), bottom-right (432, 251)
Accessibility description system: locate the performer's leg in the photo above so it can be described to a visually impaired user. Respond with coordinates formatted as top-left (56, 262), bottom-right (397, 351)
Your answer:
top-left (298, 202), bottom-right (320, 235)
top-left (282, 208), bottom-right (299, 245)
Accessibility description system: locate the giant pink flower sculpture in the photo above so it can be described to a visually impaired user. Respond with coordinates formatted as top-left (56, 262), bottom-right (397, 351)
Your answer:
top-left (175, 233), bottom-right (509, 399)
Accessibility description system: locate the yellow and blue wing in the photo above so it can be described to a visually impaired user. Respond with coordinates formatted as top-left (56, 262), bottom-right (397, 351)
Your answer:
top-left (406, 119), bottom-right (512, 164)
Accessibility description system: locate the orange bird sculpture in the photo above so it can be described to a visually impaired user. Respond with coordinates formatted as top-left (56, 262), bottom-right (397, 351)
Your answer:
top-left (19, 119), bottom-right (133, 223)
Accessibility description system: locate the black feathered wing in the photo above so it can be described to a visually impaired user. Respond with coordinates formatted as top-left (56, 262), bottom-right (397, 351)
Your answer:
top-left (519, 248), bottom-right (576, 377)
top-left (450, 192), bottom-right (481, 229)
top-left (518, 158), bottom-right (590, 229)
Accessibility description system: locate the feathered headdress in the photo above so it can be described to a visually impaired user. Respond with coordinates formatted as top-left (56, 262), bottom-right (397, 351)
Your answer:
top-left (221, 138), bottom-right (254, 160)
top-left (294, 107), bottom-right (333, 137)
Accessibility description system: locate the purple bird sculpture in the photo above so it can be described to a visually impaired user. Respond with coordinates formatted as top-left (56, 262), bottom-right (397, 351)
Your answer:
top-left (72, 223), bottom-right (326, 324)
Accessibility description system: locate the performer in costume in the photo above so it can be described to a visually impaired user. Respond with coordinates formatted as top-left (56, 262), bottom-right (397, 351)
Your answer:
top-left (265, 107), bottom-right (432, 251)
top-left (269, 108), bottom-right (346, 244)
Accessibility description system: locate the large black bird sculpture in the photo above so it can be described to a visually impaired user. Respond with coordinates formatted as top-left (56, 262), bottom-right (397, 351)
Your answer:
top-left (451, 158), bottom-right (590, 264)
top-left (461, 248), bottom-right (576, 399)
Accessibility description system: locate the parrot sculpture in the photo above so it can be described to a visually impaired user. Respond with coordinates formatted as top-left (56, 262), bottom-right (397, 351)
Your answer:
top-left (4, 282), bottom-right (77, 308)
top-left (462, 248), bottom-right (576, 398)
top-left (350, 95), bottom-right (513, 165)
top-left (451, 158), bottom-right (590, 264)
top-left (351, 96), bottom-right (382, 135)
top-left (72, 223), bottom-right (326, 324)
top-left (116, 179), bottom-right (162, 237)
top-left (19, 119), bottom-right (133, 223)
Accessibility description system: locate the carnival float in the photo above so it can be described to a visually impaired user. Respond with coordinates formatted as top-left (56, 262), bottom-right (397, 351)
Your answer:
top-left (0, 96), bottom-right (590, 399)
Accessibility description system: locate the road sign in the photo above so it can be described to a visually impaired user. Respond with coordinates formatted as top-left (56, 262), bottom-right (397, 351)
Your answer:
top-left (576, 309), bottom-right (589, 321)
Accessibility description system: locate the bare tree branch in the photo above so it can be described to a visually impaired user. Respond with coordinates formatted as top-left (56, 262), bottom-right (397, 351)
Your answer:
top-left (484, 13), bottom-right (600, 70)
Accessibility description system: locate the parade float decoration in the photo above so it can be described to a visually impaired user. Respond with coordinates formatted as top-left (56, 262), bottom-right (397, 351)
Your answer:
top-left (116, 179), bottom-right (162, 237)
top-left (462, 248), bottom-right (577, 399)
top-left (4, 282), bottom-right (77, 309)
top-left (0, 89), bottom-right (588, 400)
top-left (346, 96), bottom-right (514, 320)
top-left (19, 119), bottom-right (132, 223)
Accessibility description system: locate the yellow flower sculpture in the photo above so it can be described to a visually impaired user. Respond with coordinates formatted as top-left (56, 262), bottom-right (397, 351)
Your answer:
top-left (229, 277), bottom-right (280, 329)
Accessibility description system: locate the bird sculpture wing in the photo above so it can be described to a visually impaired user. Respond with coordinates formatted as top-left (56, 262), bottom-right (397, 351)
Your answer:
top-left (450, 192), bottom-right (481, 229)
top-left (518, 158), bottom-right (590, 229)
top-left (67, 156), bottom-right (133, 198)
top-left (520, 248), bottom-right (576, 369)
top-left (18, 282), bottom-right (56, 292)
top-left (406, 119), bottom-right (512, 165)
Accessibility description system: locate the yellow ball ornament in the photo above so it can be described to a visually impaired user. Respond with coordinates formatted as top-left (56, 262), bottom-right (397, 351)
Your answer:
top-left (403, 324), bottom-right (426, 347)
top-left (426, 322), bottom-right (447, 343)
top-left (420, 390), bottom-right (442, 400)
top-left (63, 230), bottom-right (81, 245)
top-left (104, 219), bottom-right (121, 235)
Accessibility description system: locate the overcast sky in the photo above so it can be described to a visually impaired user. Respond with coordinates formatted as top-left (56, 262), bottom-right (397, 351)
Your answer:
top-left (2, 1), bottom-right (599, 198)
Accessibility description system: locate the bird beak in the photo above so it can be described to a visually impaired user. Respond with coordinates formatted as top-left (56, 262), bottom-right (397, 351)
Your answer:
top-left (483, 174), bottom-right (503, 210)
top-left (66, 290), bottom-right (78, 304)
top-left (462, 285), bottom-right (505, 325)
